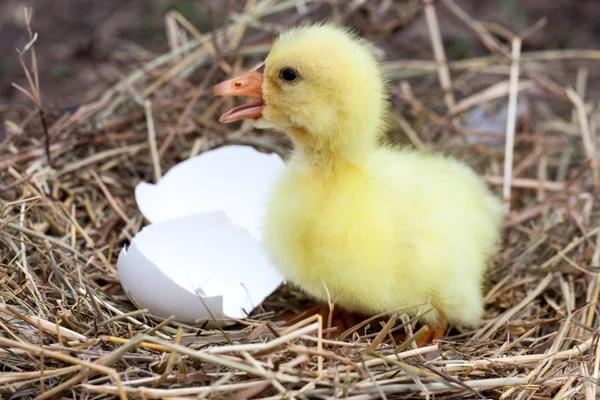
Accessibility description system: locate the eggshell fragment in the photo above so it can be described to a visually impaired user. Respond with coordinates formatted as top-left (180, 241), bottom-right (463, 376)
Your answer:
top-left (135, 145), bottom-right (284, 240)
top-left (464, 99), bottom-right (528, 147)
top-left (118, 212), bottom-right (284, 322)
top-left (118, 145), bottom-right (286, 323)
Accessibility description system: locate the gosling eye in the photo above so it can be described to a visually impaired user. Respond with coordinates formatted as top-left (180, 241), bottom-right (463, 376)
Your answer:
top-left (280, 68), bottom-right (299, 82)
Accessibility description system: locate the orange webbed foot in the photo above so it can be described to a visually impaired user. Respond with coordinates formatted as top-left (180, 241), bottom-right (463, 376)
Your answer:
top-left (285, 306), bottom-right (447, 346)
top-left (415, 320), bottom-right (447, 347)
top-left (391, 320), bottom-right (447, 347)
top-left (284, 303), bottom-right (357, 338)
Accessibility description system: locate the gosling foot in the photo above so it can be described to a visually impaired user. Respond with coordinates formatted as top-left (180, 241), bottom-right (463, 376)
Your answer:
top-left (415, 320), bottom-right (447, 347)
top-left (284, 303), bottom-right (358, 338)
top-left (390, 320), bottom-right (447, 347)
top-left (285, 306), bottom-right (447, 346)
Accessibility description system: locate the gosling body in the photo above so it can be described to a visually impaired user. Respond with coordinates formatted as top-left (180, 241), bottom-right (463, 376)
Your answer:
top-left (215, 24), bottom-right (503, 328)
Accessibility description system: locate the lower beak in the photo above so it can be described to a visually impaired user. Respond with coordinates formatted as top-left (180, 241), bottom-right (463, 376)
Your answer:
top-left (213, 69), bottom-right (264, 123)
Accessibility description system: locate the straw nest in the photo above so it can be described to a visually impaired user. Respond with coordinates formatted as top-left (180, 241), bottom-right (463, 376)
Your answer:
top-left (1, 1), bottom-right (599, 399)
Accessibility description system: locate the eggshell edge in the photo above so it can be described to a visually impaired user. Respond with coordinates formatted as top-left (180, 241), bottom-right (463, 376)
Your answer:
top-left (118, 240), bottom-right (226, 323)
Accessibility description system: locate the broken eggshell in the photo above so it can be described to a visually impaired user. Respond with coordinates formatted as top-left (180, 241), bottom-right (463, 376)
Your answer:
top-left (464, 99), bottom-right (528, 147)
top-left (135, 145), bottom-right (284, 241)
top-left (118, 212), bottom-right (284, 322)
top-left (118, 145), bottom-right (285, 323)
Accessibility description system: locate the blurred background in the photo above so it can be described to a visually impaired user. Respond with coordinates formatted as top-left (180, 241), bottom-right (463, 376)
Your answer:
top-left (2, 0), bottom-right (600, 109)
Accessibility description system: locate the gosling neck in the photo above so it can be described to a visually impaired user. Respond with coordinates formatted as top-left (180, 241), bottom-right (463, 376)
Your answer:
top-left (287, 125), bottom-right (378, 168)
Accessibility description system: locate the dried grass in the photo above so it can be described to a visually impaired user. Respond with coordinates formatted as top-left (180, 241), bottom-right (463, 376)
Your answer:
top-left (1, 1), bottom-right (600, 398)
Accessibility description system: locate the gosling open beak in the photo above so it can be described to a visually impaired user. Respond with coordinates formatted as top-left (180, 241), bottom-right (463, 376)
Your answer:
top-left (214, 67), bottom-right (264, 123)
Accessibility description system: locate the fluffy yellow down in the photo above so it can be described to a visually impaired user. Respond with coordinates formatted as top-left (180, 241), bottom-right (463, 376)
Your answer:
top-left (258, 24), bottom-right (503, 327)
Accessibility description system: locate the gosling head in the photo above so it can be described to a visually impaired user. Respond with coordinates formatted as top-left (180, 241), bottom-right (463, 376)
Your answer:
top-left (214, 24), bottom-right (388, 158)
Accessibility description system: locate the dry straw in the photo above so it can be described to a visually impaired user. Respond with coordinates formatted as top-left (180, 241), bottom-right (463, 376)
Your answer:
top-left (1, 1), bottom-right (600, 398)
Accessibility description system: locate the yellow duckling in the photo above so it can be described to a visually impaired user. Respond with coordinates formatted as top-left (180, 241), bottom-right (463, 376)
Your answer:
top-left (214, 24), bottom-right (503, 339)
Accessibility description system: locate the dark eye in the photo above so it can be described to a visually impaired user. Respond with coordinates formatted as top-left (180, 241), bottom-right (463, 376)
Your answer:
top-left (280, 68), bottom-right (298, 82)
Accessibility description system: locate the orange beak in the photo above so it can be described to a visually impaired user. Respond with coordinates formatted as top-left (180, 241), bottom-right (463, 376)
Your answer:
top-left (213, 67), bottom-right (264, 123)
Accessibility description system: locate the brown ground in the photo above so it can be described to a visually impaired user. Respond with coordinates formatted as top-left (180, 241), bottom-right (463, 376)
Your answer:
top-left (2, 0), bottom-right (600, 109)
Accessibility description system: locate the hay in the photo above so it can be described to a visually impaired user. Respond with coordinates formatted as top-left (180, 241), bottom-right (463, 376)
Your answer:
top-left (1, 1), bottom-right (599, 398)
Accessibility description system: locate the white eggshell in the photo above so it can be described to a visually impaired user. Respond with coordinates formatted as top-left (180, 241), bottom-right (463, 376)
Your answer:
top-left (135, 145), bottom-right (284, 241)
top-left (118, 212), bottom-right (284, 323)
